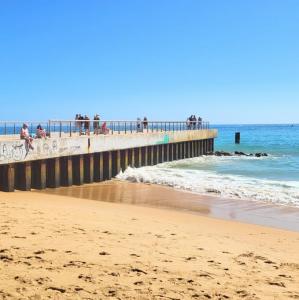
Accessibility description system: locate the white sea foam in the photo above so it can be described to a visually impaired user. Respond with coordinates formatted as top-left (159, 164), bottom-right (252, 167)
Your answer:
top-left (116, 156), bottom-right (299, 208)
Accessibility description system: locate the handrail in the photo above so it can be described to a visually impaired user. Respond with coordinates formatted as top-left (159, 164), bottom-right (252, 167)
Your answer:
top-left (0, 119), bottom-right (210, 138)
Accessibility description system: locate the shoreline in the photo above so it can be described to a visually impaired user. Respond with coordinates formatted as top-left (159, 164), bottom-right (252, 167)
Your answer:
top-left (40, 180), bottom-right (299, 233)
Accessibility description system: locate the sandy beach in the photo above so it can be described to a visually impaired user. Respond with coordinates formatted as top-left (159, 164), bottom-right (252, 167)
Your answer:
top-left (1, 182), bottom-right (299, 300)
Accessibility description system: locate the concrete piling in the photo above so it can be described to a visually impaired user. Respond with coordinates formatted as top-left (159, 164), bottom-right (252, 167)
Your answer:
top-left (32, 160), bottom-right (47, 189)
top-left (0, 164), bottom-right (15, 192)
top-left (72, 155), bottom-right (84, 185)
top-left (15, 162), bottom-right (31, 191)
top-left (60, 157), bottom-right (72, 187)
top-left (84, 154), bottom-right (94, 183)
top-left (46, 158), bottom-right (60, 188)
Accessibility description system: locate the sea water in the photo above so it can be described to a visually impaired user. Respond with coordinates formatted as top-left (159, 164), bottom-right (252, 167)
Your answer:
top-left (117, 125), bottom-right (299, 207)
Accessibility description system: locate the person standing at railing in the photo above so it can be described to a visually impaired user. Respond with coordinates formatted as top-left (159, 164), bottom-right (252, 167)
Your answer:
top-left (93, 114), bottom-right (100, 135)
top-left (142, 117), bottom-right (148, 130)
top-left (198, 116), bottom-right (202, 129)
top-left (186, 116), bottom-right (191, 130)
top-left (20, 123), bottom-right (34, 150)
top-left (78, 114), bottom-right (84, 135)
top-left (191, 115), bottom-right (197, 129)
top-left (137, 118), bottom-right (142, 132)
top-left (84, 115), bottom-right (90, 135)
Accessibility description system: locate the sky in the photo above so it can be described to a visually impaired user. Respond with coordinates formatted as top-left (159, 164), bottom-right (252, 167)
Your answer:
top-left (0, 0), bottom-right (298, 124)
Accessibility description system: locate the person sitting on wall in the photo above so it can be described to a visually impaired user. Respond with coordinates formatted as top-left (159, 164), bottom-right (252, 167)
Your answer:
top-left (100, 122), bottom-right (109, 135)
top-left (36, 124), bottom-right (47, 138)
top-left (20, 123), bottom-right (34, 150)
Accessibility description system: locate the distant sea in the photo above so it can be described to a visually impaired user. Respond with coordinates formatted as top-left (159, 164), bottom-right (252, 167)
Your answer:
top-left (118, 124), bottom-right (299, 208)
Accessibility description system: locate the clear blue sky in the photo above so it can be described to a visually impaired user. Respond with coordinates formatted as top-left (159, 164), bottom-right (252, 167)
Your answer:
top-left (0, 0), bottom-right (298, 124)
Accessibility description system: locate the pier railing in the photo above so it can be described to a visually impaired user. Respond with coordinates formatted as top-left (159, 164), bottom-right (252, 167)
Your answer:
top-left (0, 120), bottom-right (209, 138)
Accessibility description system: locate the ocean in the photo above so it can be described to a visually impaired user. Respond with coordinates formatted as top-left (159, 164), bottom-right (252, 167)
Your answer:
top-left (117, 124), bottom-right (299, 208)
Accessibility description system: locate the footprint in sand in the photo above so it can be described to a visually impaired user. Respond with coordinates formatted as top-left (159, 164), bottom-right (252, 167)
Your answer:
top-left (130, 253), bottom-right (140, 258)
top-left (78, 274), bottom-right (94, 283)
top-left (46, 287), bottom-right (66, 293)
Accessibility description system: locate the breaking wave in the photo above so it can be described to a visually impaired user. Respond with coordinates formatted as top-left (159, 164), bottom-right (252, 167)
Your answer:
top-left (116, 156), bottom-right (299, 208)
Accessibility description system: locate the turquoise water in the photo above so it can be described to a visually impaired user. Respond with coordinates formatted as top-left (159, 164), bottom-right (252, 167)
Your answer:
top-left (118, 124), bottom-right (299, 207)
top-left (214, 124), bottom-right (299, 181)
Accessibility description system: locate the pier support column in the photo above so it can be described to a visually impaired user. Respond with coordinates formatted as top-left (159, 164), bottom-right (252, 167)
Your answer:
top-left (133, 148), bottom-right (140, 168)
top-left (112, 150), bottom-right (121, 176)
top-left (138, 147), bottom-right (142, 167)
top-left (94, 152), bottom-right (104, 182)
top-left (124, 149), bottom-right (129, 170)
top-left (174, 143), bottom-right (178, 160)
top-left (160, 145), bottom-right (164, 163)
top-left (156, 145), bottom-right (160, 164)
top-left (47, 158), bottom-right (60, 188)
top-left (129, 148), bottom-right (135, 167)
top-left (72, 155), bottom-right (84, 185)
top-left (153, 146), bottom-right (159, 165)
top-left (60, 157), bottom-right (72, 187)
top-left (32, 160), bottom-right (47, 189)
top-left (188, 141), bottom-right (191, 158)
top-left (120, 149), bottom-right (127, 172)
top-left (170, 144), bottom-right (174, 161)
top-left (147, 146), bottom-right (152, 165)
top-left (165, 144), bottom-right (169, 162)
top-left (15, 162), bottom-right (31, 191)
top-left (152, 146), bottom-right (156, 164)
top-left (103, 151), bottom-right (112, 180)
top-left (142, 147), bottom-right (148, 166)
top-left (84, 154), bottom-right (94, 183)
top-left (0, 164), bottom-right (15, 192)
top-left (180, 143), bottom-right (183, 159)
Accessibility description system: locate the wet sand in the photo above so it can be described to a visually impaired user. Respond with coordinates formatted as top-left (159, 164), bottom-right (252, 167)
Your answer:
top-left (0, 182), bottom-right (299, 299)
top-left (41, 180), bottom-right (299, 232)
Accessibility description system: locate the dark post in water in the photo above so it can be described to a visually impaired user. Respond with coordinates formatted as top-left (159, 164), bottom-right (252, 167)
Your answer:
top-left (235, 132), bottom-right (240, 144)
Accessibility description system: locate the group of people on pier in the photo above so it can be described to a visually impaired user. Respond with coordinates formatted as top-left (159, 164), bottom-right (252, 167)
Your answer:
top-left (187, 115), bottom-right (202, 130)
top-left (75, 114), bottom-right (109, 136)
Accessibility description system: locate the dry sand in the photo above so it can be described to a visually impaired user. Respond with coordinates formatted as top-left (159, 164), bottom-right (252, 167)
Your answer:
top-left (0, 182), bottom-right (299, 300)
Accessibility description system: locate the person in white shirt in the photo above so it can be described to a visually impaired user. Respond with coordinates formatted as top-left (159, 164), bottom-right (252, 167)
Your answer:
top-left (20, 123), bottom-right (34, 150)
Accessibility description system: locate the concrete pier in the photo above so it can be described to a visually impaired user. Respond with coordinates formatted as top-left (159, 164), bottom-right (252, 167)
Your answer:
top-left (0, 128), bottom-right (217, 192)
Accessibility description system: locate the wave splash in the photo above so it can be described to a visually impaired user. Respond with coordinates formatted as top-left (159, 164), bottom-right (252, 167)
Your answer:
top-left (116, 157), bottom-right (299, 208)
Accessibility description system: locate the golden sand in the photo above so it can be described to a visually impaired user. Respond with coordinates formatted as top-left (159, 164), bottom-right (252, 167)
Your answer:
top-left (0, 181), bottom-right (299, 299)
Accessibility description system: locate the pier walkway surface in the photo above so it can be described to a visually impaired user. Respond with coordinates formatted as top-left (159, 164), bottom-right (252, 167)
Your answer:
top-left (0, 120), bottom-right (217, 192)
